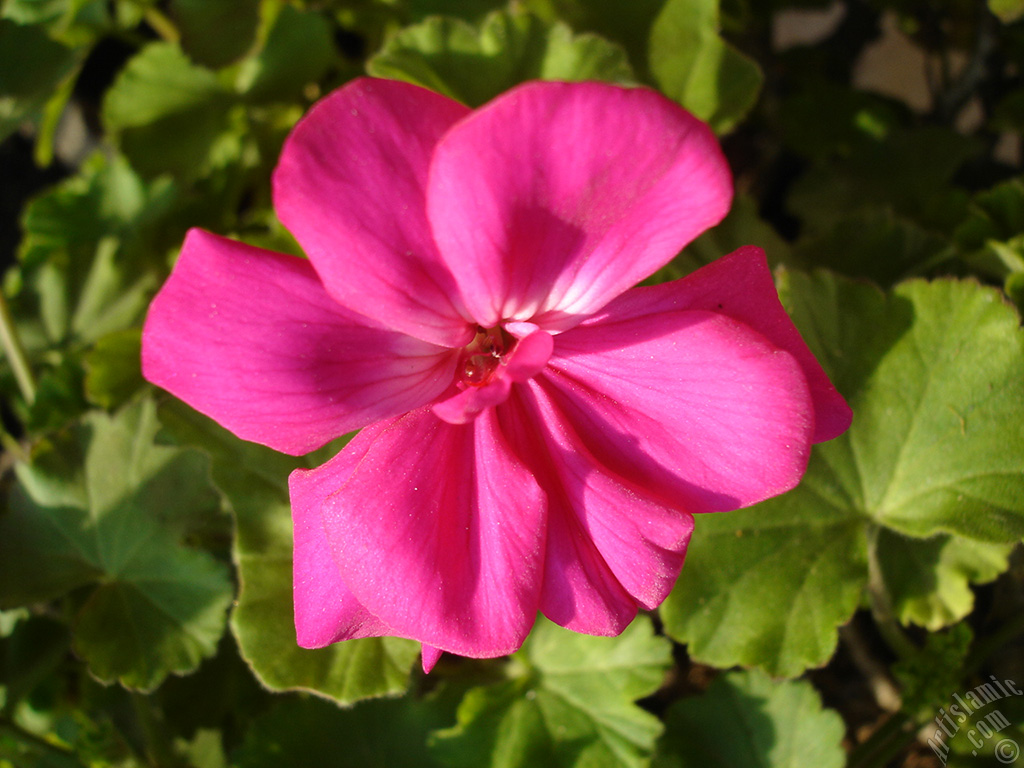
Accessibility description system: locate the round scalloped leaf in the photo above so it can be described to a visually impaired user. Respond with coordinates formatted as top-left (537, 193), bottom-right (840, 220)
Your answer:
top-left (652, 670), bottom-right (845, 768)
top-left (367, 7), bottom-right (634, 107)
top-left (663, 271), bottom-right (1024, 676)
top-left (648, 0), bottom-right (763, 134)
top-left (156, 401), bottom-right (421, 705)
top-left (430, 615), bottom-right (671, 768)
top-left (0, 399), bottom-right (230, 691)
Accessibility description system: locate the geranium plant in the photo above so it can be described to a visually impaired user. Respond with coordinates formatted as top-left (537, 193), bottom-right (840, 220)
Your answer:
top-left (0, 1), bottom-right (1022, 767)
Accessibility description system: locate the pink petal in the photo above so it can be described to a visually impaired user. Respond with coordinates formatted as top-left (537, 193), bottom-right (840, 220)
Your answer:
top-left (315, 408), bottom-right (546, 658)
top-left (581, 246), bottom-right (853, 443)
top-left (290, 425), bottom-right (393, 647)
top-left (426, 81), bottom-right (732, 329)
top-left (546, 308), bottom-right (815, 514)
top-left (502, 325), bottom-right (553, 382)
top-left (273, 78), bottom-right (473, 347)
top-left (498, 387), bottom-right (693, 635)
top-left (421, 645), bottom-right (443, 673)
top-left (432, 377), bottom-right (511, 425)
top-left (142, 229), bottom-right (457, 455)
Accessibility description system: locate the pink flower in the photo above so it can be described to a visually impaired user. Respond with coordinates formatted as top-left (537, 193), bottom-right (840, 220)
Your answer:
top-left (142, 78), bottom-right (851, 671)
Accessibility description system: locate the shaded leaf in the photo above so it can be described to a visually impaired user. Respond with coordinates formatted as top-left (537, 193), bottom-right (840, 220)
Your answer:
top-left (875, 529), bottom-right (1012, 630)
top-left (430, 616), bottom-right (670, 768)
top-left (955, 177), bottom-right (1024, 281)
top-left (794, 208), bottom-right (950, 285)
top-left (235, 694), bottom-right (453, 768)
top-left (788, 127), bottom-right (978, 235)
top-left (652, 670), bottom-right (846, 768)
top-left (13, 153), bottom-right (174, 347)
top-left (169, 0), bottom-right (261, 69)
top-left (237, 4), bottom-right (335, 103)
top-left (0, 18), bottom-right (79, 142)
top-left (367, 7), bottom-right (634, 107)
top-left (892, 622), bottom-right (973, 720)
top-left (0, 399), bottom-right (230, 690)
top-left (156, 401), bottom-right (420, 706)
top-left (84, 328), bottom-right (144, 410)
top-left (102, 42), bottom-right (236, 178)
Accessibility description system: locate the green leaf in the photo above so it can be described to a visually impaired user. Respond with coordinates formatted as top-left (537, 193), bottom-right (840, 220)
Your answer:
top-left (794, 208), bottom-right (950, 285)
top-left (235, 694), bottom-right (454, 768)
top-left (0, 18), bottom-right (79, 142)
top-left (102, 42), bottom-right (236, 178)
top-left (237, 4), bottom-right (335, 103)
top-left (366, 7), bottom-right (634, 107)
top-left (0, 399), bottom-right (231, 690)
top-left (663, 272), bottom-right (1024, 675)
top-left (776, 78), bottom-right (904, 163)
top-left (13, 153), bottom-right (174, 348)
top-left (84, 328), bottom-right (144, 410)
top-left (652, 670), bottom-right (846, 768)
top-left (169, 0), bottom-right (261, 68)
top-left (430, 616), bottom-right (671, 768)
top-left (783, 272), bottom-right (1024, 542)
top-left (874, 529), bottom-right (1013, 630)
top-left (989, 0), bottom-right (1024, 23)
top-left (788, 127), bottom-right (978, 236)
top-left (659, 484), bottom-right (868, 677)
top-left (520, 0), bottom-right (666, 79)
top-left (0, 615), bottom-right (70, 712)
top-left (648, 0), bottom-right (762, 134)
top-left (892, 622), bottom-right (973, 720)
top-left (156, 401), bottom-right (420, 705)
top-left (955, 177), bottom-right (1024, 281)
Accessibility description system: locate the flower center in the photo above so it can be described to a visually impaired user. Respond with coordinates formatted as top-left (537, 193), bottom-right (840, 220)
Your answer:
top-left (460, 327), bottom-right (510, 386)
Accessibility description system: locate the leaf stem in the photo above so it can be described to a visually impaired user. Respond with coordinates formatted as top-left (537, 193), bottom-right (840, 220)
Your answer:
top-left (0, 716), bottom-right (82, 764)
top-left (143, 7), bottom-right (180, 44)
top-left (0, 289), bottom-right (36, 405)
top-left (847, 711), bottom-right (916, 768)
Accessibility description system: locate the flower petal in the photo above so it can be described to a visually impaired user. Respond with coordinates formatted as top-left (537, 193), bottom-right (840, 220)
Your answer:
top-left (493, 401), bottom-right (633, 636)
top-left (273, 77), bottom-right (473, 347)
top-left (316, 409), bottom-right (547, 658)
top-left (580, 246), bottom-right (853, 443)
top-left (290, 426), bottom-right (393, 647)
top-left (547, 308), bottom-right (815, 514)
top-left (142, 229), bottom-right (457, 455)
top-left (432, 377), bottom-right (511, 425)
top-left (427, 81), bottom-right (732, 329)
top-left (498, 386), bottom-right (693, 635)
top-left (421, 645), bottom-right (443, 674)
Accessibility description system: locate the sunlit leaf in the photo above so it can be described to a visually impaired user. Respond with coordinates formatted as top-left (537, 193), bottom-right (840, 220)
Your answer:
top-left (663, 272), bottom-right (1024, 675)
top-left (648, 0), bottom-right (762, 133)
top-left (367, 6), bottom-right (634, 107)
